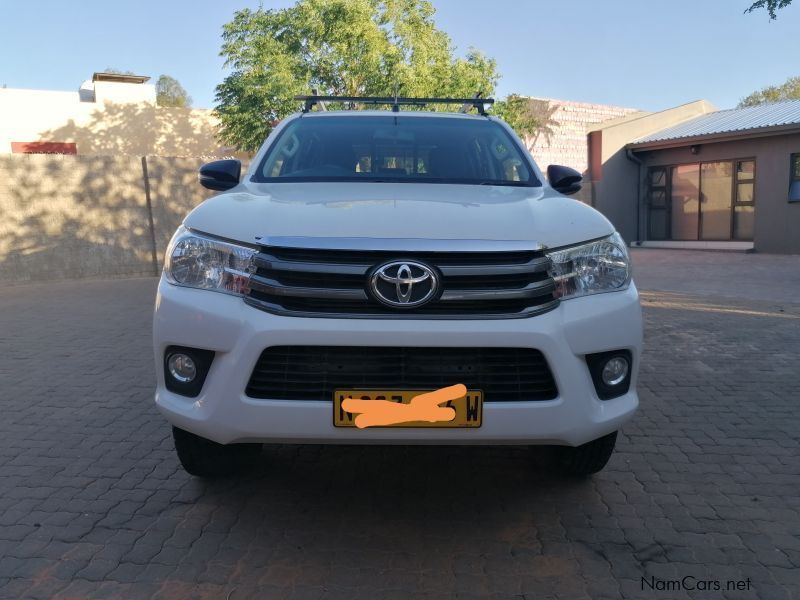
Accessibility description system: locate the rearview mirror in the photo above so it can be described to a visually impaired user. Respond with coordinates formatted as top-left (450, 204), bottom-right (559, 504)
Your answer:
top-left (547, 165), bottom-right (582, 195)
top-left (199, 159), bottom-right (241, 191)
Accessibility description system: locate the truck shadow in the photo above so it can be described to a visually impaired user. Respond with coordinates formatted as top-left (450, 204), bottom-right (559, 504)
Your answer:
top-left (188, 443), bottom-right (597, 531)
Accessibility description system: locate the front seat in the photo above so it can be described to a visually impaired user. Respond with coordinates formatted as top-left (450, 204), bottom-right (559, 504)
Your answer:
top-left (321, 144), bottom-right (356, 173)
top-left (426, 146), bottom-right (474, 180)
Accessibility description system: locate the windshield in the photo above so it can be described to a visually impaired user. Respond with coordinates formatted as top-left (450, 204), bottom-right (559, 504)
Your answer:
top-left (253, 115), bottom-right (539, 186)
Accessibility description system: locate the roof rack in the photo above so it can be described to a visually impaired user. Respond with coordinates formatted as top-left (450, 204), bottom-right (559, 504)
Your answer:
top-left (294, 93), bottom-right (494, 116)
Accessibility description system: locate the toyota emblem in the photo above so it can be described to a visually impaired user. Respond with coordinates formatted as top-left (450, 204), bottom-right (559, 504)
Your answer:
top-left (369, 260), bottom-right (439, 308)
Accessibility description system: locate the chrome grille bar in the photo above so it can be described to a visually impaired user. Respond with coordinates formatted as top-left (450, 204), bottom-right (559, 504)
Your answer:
top-left (249, 274), bottom-right (368, 300)
top-left (439, 280), bottom-right (555, 301)
top-left (252, 254), bottom-right (370, 275)
top-left (437, 256), bottom-right (551, 277)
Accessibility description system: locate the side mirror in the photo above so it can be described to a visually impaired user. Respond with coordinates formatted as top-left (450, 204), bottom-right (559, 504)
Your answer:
top-left (547, 165), bottom-right (582, 195)
top-left (199, 159), bottom-right (241, 191)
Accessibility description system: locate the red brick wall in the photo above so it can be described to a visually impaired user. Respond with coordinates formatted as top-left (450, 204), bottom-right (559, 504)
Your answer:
top-left (11, 141), bottom-right (77, 155)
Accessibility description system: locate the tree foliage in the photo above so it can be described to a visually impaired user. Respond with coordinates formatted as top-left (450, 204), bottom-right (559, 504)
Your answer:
top-left (156, 75), bottom-right (193, 108)
top-left (103, 67), bottom-right (136, 75)
top-left (214, 0), bottom-right (501, 152)
top-left (739, 75), bottom-right (800, 107)
top-left (104, 69), bottom-right (193, 108)
top-left (493, 95), bottom-right (553, 142)
top-left (746, 0), bottom-right (793, 19)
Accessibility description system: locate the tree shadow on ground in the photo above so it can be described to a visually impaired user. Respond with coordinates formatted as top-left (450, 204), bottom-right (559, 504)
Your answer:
top-left (0, 102), bottom-right (227, 283)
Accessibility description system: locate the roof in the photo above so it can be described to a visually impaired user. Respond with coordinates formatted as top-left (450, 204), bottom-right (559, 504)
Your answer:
top-left (92, 72), bottom-right (150, 84)
top-left (630, 99), bottom-right (800, 148)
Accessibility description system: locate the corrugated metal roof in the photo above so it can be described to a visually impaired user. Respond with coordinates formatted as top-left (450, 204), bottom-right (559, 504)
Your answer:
top-left (632, 99), bottom-right (800, 145)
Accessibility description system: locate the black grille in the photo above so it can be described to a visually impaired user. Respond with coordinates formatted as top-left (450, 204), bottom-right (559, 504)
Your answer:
top-left (245, 346), bottom-right (558, 402)
top-left (244, 245), bottom-right (559, 318)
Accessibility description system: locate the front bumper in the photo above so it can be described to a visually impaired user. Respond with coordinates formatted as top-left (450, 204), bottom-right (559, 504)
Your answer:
top-left (153, 280), bottom-right (642, 446)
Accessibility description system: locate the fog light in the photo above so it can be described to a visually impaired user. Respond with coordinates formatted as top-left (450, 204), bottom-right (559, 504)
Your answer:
top-left (163, 346), bottom-right (214, 398)
top-left (585, 349), bottom-right (632, 400)
top-left (601, 356), bottom-right (629, 386)
top-left (168, 353), bottom-right (196, 383)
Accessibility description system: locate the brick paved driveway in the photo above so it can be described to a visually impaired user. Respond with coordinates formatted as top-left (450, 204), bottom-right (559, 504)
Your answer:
top-left (1, 249), bottom-right (798, 599)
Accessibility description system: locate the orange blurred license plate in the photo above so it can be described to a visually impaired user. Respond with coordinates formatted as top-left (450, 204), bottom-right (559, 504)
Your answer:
top-left (334, 389), bottom-right (483, 428)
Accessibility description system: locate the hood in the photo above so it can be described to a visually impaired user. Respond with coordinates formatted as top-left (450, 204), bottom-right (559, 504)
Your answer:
top-left (183, 181), bottom-right (615, 250)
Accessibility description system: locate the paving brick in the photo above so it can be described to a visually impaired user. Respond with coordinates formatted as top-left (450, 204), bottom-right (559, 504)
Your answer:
top-left (0, 254), bottom-right (798, 597)
top-left (75, 558), bottom-right (119, 582)
top-left (105, 561), bottom-right (147, 584)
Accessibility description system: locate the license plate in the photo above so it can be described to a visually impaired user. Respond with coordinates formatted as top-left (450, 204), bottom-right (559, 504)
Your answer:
top-left (334, 389), bottom-right (483, 428)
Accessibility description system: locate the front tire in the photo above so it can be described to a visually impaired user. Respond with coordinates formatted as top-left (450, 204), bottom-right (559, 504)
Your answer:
top-left (172, 427), bottom-right (262, 478)
top-left (555, 431), bottom-right (618, 476)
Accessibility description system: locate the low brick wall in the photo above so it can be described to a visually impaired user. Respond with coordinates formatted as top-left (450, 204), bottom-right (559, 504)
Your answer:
top-left (0, 154), bottom-right (214, 283)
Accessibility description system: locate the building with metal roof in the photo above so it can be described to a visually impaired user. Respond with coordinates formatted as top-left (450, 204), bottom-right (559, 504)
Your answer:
top-left (580, 100), bottom-right (800, 254)
top-left (631, 100), bottom-right (800, 148)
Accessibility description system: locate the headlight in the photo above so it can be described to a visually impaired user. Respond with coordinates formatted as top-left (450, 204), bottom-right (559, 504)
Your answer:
top-left (164, 226), bottom-right (255, 296)
top-left (547, 232), bottom-right (631, 300)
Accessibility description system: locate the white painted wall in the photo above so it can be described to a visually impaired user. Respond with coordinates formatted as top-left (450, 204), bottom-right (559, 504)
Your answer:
top-left (0, 81), bottom-right (228, 157)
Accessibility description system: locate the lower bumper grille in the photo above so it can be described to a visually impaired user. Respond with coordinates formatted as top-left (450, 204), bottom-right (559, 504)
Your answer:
top-left (245, 346), bottom-right (558, 402)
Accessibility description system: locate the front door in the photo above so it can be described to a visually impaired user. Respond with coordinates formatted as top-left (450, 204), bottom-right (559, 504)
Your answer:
top-left (670, 164), bottom-right (700, 240)
top-left (699, 162), bottom-right (733, 240)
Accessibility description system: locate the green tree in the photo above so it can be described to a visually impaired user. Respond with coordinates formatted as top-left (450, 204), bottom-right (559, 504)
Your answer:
top-left (214, 0), bottom-right (500, 152)
top-left (738, 76), bottom-right (800, 107)
top-left (156, 75), bottom-right (193, 108)
top-left (746, 0), bottom-right (792, 19)
top-left (493, 95), bottom-right (548, 141)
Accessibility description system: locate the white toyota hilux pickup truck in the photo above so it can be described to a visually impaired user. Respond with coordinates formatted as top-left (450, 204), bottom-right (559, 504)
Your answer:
top-left (153, 96), bottom-right (642, 478)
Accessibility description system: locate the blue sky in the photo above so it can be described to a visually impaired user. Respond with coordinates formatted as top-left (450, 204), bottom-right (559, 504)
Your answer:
top-left (2, 0), bottom-right (798, 112)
